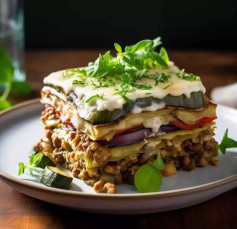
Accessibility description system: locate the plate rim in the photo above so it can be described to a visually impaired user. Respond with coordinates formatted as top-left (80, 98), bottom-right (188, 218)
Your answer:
top-left (0, 98), bottom-right (237, 199)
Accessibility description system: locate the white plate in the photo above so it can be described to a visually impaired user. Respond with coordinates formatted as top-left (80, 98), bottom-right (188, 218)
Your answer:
top-left (0, 99), bottom-right (237, 214)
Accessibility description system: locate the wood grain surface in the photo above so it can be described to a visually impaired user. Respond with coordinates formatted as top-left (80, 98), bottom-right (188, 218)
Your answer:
top-left (1, 50), bottom-right (237, 229)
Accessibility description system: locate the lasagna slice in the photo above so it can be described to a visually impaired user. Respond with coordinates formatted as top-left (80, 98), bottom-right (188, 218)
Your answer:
top-left (35, 38), bottom-right (218, 193)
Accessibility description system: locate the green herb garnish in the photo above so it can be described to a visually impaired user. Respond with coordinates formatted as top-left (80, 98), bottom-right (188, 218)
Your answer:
top-left (163, 83), bottom-right (174, 89)
top-left (218, 129), bottom-right (237, 155)
top-left (80, 37), bottom-right (169, 101)
top-left (134, 152), bottom-right (164, 193)
top-left (153, 72), bottom-right (171, 86)
top-left (0, 45), bottom-right (31, 111)
top-left (18, 153), bottom-right (44, 176)
top-left (72, 79), bottom-right (87, 87)
top-left (85, 94), bottom-right (104, 103)
top-left (176, 69), bottom-right (200, 81)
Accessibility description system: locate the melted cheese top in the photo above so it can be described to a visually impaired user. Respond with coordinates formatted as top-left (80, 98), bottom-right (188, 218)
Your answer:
top-left (43, 62), bottom-right (206, 112)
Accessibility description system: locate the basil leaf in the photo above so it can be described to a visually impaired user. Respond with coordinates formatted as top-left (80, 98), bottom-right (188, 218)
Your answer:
top-left (134, 164), bottom-right (162, 193)
top-left (12, 81), bottom-right (31, 95)
top-left (218, 129), bottom-right (237, 155)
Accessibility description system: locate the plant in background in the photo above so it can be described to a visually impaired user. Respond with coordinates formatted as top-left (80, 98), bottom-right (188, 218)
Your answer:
top-left (0, 45), bottom-right (31, 111)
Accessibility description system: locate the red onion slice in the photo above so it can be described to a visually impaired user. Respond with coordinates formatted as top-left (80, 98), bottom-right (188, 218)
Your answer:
top-left (100, 128), bottom-right (152, 148)
top-left (99, 124), bottom-right (180, 148)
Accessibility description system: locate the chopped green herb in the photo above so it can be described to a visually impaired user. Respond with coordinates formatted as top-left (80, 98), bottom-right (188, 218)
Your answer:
top-left (176, 69), bottom-right (200, 81)
top-left (72, 79), bottom-right (87, 87)
top-left (146, 92), bottom-right (152, 95)
top-left (133, 83), bottom-right (152, 90)
top-left (153, 72), bottom-right (171, 86)
top-left (85, 94), bottom-right (104, 103)
top-left (218, 129), bottom-right (237, 155)
top-left (134, 151), bottom-right (164, 193)
top-left (163, 83), bottom-right (174, 89)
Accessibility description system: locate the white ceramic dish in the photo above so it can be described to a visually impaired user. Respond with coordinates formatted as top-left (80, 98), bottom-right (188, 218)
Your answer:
top-left (0, 99), bottom-right (237, 214)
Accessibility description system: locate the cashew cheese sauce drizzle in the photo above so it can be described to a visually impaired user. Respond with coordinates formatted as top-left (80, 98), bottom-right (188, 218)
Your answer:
top-left (42, 62), bottom-right (206, 121)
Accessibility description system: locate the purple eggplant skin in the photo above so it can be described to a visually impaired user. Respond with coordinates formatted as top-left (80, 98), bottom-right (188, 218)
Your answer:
top-left (99, 124), bottom-right (180, 148)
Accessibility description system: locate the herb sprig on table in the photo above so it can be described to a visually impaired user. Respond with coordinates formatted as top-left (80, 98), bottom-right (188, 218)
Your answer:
top-left (0, 45), bottom-right (31, 111)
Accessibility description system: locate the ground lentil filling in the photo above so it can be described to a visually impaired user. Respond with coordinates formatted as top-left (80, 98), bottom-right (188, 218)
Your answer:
top-left (35, 104), bottom-right (218, 194)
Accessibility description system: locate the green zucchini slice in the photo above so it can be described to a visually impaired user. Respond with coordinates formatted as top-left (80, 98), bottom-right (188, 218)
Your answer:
top-left (32, 151), bottom-right (55, 168)
top-left (41, 166), bottom-right (73, 189)
top-left (37, 154), bottom-right (55, 168)
top-left (84, 91), bottom-right (205, 124)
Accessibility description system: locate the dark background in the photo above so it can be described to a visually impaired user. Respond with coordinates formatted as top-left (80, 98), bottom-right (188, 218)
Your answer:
top-left (24, 0), bottom-right (237, 50)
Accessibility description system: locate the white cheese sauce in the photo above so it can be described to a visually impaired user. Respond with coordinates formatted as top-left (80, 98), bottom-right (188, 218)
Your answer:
top-left (43, 62), bottom-right (206, 113)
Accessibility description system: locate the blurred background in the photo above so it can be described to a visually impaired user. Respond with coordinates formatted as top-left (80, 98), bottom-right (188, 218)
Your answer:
top-left (0, 0), bottom-right (237, 108)
top-left (24, 0), bottom-right (237, 50)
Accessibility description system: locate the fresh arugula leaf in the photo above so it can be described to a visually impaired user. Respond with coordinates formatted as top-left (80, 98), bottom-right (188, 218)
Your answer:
top-left (11, 81), bottom-right (31, 95)
top-left (134, 151), bottom-right (164, 193)
top-left (85, 94), bottom-right (104, 103)
top-left (218, 129), bottom-right (237, 155)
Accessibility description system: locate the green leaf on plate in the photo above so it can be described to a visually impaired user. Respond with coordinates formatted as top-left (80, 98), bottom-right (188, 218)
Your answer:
top-left (134, 151), bottom-right (164, 193)
top-left (134, 164), bottom-right (162, 193)
top-left (218, 129), bottom-right (237, 155)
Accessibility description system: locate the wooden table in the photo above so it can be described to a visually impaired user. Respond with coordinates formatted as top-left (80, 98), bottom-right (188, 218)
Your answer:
top-left (1, 50), bottom-right (237, 229)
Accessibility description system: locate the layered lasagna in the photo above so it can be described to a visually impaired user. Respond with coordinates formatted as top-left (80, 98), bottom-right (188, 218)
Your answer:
top-left (35, 38), bottom-right (218, 193)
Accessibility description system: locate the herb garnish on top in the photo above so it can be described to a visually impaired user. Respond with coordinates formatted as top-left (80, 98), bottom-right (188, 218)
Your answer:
top-left (64, 37), bottom-right (200, 102)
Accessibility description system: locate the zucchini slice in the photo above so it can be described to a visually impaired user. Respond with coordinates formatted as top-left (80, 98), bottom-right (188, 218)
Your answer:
top-left (41, 166), bottom-right (73, 189)
top-left (32, 151), bottom-right (55, 168)
top-left (82, 91), bottom-right (205, 124)
top-left (38, 154), bottom-right (55, 168)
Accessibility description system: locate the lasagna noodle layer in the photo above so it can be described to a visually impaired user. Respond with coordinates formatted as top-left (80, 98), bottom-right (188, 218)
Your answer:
top-left (41, 90), bottom-right (216, 141)
top-left (36, 104), bottom-right (217, 183)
